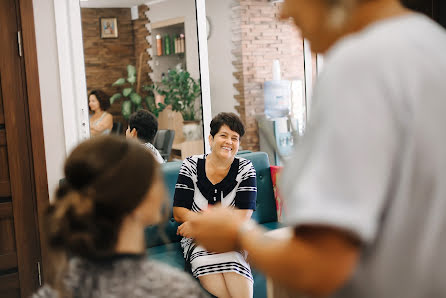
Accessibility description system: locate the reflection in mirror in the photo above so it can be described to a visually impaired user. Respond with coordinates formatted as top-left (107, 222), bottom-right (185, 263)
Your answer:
top-left (80, 0), bottom-right (204, 161)
top-left (206, 0), bottom-right (316, 166)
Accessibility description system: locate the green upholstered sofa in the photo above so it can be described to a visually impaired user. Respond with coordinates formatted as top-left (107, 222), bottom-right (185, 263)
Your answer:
top-left (145, 152), bottom-right (281, 298)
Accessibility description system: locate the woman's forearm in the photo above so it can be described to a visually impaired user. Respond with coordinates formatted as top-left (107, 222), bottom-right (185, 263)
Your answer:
top-left (173, 207), bottom-right (195, 223)
top-left (234, 209), bottom-right (253, 220)
top-left (239, 227), bottom-right (359, 296)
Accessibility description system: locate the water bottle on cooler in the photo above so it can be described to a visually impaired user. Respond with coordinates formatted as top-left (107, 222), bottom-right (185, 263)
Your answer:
top-left (264, 60), bottom-right (291, 119)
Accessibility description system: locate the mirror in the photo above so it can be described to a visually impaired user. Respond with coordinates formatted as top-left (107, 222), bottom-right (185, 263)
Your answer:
top-left (205, 0), bottom-right (317, 166)
top-left (78, 0), bottom-right (208, 160)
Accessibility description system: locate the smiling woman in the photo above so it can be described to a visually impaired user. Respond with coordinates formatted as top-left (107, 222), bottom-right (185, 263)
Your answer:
top-left (173, 112), bottom-right (256, 298)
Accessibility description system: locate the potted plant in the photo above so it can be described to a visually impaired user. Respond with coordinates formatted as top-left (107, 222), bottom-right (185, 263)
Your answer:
top-left (151, 69), bottom-right (202, 140)
top-left (110, 65), bottom-right (166, 119)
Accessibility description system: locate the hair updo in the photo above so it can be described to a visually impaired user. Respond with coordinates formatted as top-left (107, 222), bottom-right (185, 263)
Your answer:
top-left (46, 135), bottom-right (159, 259)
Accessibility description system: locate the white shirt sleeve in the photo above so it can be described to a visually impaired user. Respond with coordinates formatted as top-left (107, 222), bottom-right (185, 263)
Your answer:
top-left (281, 46), bottom-right (401, 243)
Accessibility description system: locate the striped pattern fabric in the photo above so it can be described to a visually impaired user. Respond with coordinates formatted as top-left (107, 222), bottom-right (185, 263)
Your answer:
top-left (174, 154), bottom-right (257, 281)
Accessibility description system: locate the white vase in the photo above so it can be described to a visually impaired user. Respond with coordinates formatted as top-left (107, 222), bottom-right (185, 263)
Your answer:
top-left (182, 121), bottom-right (202, 141)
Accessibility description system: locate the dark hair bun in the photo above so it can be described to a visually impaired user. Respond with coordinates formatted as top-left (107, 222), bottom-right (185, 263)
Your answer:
top-left (46, 136), bottom-right (159, 258)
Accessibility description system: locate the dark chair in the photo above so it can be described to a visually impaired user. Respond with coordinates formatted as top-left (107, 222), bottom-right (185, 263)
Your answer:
top-left (111, 121), bottom-right (122, 135)
top-left (153, 129), bottom-right (175, 162)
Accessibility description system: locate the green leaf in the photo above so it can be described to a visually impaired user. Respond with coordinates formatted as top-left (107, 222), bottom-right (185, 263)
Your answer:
top-left (112, 78), bottom-right (126, 86)
top-left (127, 65), bottom-right (136, 84)
top-left (110, 93), bottom-right (122, 104)
top-left (122, 100), bottom-right (132, 119)
top-left (127, 76), bottom-right (136, 84)
top-left (130, 92), bottom-right (142, 105)
top-left (127, 65), bottom-right (136, 77)
top-left (123, 87), bottom-right (133, 97)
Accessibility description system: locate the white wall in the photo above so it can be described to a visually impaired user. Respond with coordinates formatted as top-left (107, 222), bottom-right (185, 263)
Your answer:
top-left (147, 0), bottom-right (200, 80)
top-left (33, 0), bottom-right (67, 201)
top-left (206, 0), bottom-right (237, 116)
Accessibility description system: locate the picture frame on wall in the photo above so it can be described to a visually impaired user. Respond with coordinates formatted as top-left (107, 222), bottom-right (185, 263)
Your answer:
top-left (100, 17), bottom-right (118, 39)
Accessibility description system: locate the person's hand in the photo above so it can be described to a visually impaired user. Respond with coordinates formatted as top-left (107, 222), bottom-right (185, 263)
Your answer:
top-left (126, 126), bottom-right (137, 139)
top-left (177, 221), bottom-right (195, 238)
top-left (188, 206), bottom-right (244, 253)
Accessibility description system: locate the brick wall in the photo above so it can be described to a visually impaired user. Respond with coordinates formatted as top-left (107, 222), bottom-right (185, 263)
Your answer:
top-left (81, 6), bottom-right (151, 127)
top-left (232, 0), bottom-right (305, 151)
top-left (133, 5), bottom-right (152, 90)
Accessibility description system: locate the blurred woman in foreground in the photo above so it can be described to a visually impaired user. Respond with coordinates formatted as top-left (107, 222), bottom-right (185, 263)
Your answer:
top-left (33, 136), bottom-right (207, 298)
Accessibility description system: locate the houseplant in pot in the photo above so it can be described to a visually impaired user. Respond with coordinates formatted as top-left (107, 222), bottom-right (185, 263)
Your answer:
top-left (110, 64), bottom-right (166, 120)
top-left (152, 68), bottom-right (202, 140)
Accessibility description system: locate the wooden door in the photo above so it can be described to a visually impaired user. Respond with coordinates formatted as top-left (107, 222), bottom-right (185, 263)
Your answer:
top-left (0, 0), bottom-right (43, 297)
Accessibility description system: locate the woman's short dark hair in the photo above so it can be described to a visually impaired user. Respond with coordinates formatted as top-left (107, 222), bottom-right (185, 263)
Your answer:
top-left (210, 112), bottom-right (245, 137)
top-left (47, 135), bottom-right (160, 259)
top-left (129, 110), bottom-right (158, 143)
top-left (89, 90), bottom-right (110, 111)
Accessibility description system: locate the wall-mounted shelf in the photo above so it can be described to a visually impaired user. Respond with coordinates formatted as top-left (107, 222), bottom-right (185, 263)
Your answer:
top-left (150, 17), bottom-right (186, 82)
top-left (151, 17), bottom-right (184, 29)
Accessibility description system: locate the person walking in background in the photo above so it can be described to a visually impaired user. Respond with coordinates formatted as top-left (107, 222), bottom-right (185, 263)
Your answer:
top-left (88, 90), bottom-right (113, 136)
top-left (186, 0), bottom-right (446, 297)
top-left (126, 109), bottom-right (164, 163)
top-left (33, 136), bottom-right (208, 298)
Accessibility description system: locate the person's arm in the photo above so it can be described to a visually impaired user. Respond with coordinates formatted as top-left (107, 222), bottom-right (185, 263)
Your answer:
top-left (173, 207), bottom-right (196, 223)
top-left (173, 158), bottom-right (197, 238)
top-left (233, 160), bottom-right (256, 220)
top-left (90, 113), bottom-right (113, 135)
top-left (234, 209), bottom-right (253, 220)
top-left (240, 224), bottom-right (359, 296)
top-left (188, 207), bottom-right (359, 296)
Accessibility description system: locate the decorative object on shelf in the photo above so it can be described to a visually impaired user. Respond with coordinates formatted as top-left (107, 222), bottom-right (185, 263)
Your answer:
top-left (174, 34), bottom-right (185, 53)
top-left (110, 63), bottom-right (166, 119)
top-left (100, 17), bottom-right (118, 39)
top-left (164, 34), bottom-right (171, 55)
top-left (156, 34), bottom-right (162, 56)
top-left (152, 69), bottom-right (201, 140)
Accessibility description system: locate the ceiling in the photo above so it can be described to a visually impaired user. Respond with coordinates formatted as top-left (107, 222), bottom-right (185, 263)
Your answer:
top-left (80, 0), bottom-right (167, 8)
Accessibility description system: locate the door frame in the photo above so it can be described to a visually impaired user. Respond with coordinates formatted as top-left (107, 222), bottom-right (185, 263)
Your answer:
top-left (17, 0), bottom-right (51, 282)
top-left (1, 0), bottom-right (50, 295)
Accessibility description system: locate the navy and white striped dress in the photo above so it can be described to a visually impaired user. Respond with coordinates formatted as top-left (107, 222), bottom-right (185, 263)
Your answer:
top-left (173, 154), bottom-right (257, 282)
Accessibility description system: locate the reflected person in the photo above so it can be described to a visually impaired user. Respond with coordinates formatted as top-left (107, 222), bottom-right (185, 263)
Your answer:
top-left (186, 0), bottom-right (446, 297)
top-left (126, 109), bottom-right (164, 163)
top-left (88, 90), bottom-right (113, 136)
top-left (173, 113), bottom-right (256, 298)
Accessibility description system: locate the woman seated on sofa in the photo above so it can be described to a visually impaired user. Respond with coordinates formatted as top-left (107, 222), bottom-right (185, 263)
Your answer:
top-left (33, 136), bottom-right (207, 298)
top-left (173, 113), bottom-right (256, 298)
top-left (88, 90), bottom-right (113, 136)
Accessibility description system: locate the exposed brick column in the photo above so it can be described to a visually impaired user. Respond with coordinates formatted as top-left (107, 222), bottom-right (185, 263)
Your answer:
top-left (232, 0), bottom-right (305, 151)
top-left (132, 5), bottom-right (153, 89)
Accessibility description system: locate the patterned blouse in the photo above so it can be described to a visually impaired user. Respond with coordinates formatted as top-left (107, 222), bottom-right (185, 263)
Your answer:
top-left (32, 254), bottom-right (208, 298)
top-left (173, 154), bottom-right (257, 281)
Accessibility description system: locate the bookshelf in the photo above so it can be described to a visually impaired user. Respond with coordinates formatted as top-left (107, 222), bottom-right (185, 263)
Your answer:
top-left (150, 17), bottom-right (186, 83)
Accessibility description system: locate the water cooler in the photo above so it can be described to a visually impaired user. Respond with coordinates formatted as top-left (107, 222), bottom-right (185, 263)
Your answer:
top-left (258, 60), bottom-right (304, 166)
top-left (258, 116), bottom-right (298, 166)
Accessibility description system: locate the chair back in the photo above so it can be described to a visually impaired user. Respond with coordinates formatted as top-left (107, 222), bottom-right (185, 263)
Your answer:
top-left (153, 129), bottom-right (175, 161)
top-left (111, 121), bottom-right (122, 135)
